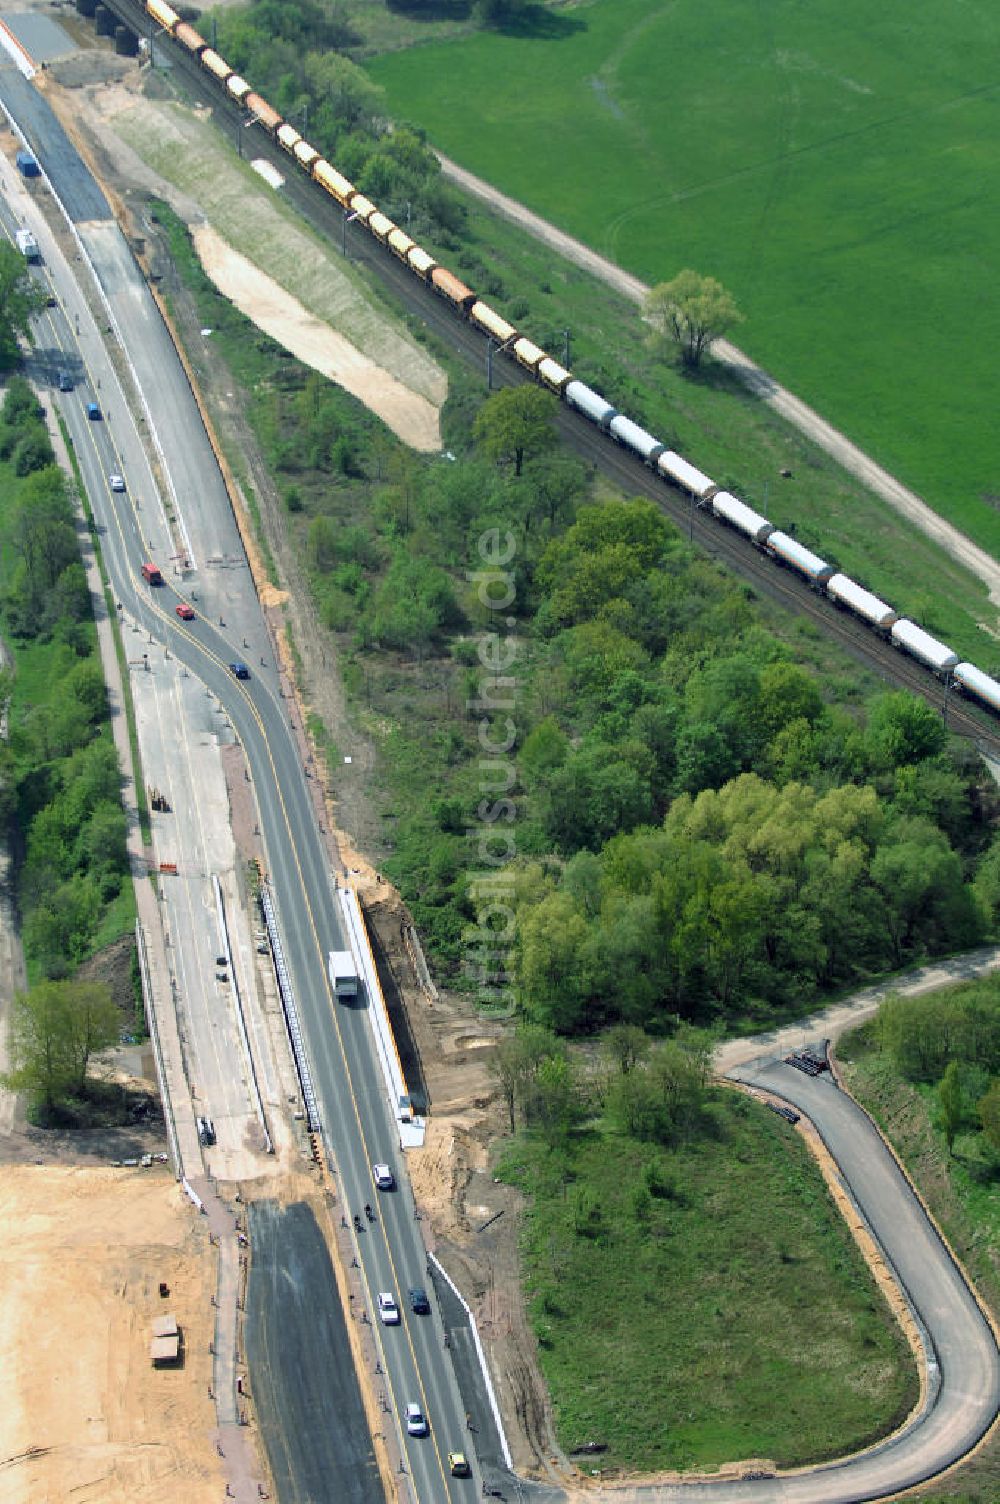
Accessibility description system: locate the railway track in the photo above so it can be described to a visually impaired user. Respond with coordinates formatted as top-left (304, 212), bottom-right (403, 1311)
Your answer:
top-left (96, 0), bottom-right (1000, 755)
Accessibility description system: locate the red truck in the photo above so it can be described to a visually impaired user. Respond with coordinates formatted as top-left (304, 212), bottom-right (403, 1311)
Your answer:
top-left (141, 562), bottom-right (163, 586)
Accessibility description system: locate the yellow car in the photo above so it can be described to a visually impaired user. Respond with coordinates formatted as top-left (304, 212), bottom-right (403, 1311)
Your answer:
top-left (447, 1451), bottom-right (471, 1477)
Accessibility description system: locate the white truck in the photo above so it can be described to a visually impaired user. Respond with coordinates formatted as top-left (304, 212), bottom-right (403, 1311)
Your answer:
top-left (328, 949), bottom-right (359, 1002)
top-left (15, 228), bottom-right (39, 262)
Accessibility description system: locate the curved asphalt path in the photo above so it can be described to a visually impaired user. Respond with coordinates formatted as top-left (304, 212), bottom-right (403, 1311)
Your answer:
top-left (5, 21), bottom-right (1000, 1501)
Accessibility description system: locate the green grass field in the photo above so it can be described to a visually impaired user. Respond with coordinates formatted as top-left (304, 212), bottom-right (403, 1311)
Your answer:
top-left (500, 1090), bottom-right (917, 1472)
top-left (368, 0), bottom-right (1000, 558)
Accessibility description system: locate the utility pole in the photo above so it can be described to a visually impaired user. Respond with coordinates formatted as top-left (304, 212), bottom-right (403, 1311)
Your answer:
top-left (342, 210), bottom-right (358, 259)
top-left (563, 327), bottom-right (571, 368)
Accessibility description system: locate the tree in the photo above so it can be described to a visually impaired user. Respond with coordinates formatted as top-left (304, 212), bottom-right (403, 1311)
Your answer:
top-left (0, 244), bottom-right (46, 367)
top-left (605, 1023), bottom-right (648, 1076)
top-left (867, 691), bottom-right (947, 769)
top-left (644, 269), bottom-right (743, 369)
top-left (2, 980), bottom-right (119, 1111)
top-left (303, 52), bottom-right (383, 132)
top-left (938, 1061), bottom-right (963, 1155)
top-left (474, 386), bottom-right (557, 476)
top-left (488, 1024), bottom-right (562, 1133)
top-left (978, 1079), bottom-right (1000, 1155)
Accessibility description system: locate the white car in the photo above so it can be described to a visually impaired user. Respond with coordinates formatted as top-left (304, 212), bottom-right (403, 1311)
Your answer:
top-left (404, 1402), bottom-right (428, 1437)
top-left (377, 1291), bottom-right (400, 1325)
top-left (372, 1162), bottom-right (394, 1190)
top-left (109, 473), bottom-right (125, 492)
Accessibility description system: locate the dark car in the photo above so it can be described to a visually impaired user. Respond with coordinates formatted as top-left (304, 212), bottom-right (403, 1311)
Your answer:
top-left (408, 1286), bottom-right (430, 1315)
top-left (229, 661), bottom-right (250, 680)
top-left (86, 401), bottom-right (101, 420)
top-left (56, 369), bottom-right (73, 391)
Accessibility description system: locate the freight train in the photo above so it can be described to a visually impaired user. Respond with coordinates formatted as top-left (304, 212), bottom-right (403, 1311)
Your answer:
top-left (141, 0), bottom-right (1000, 722)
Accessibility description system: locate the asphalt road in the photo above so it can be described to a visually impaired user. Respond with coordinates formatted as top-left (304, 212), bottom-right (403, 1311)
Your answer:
top-left (0, 63), bottom-right (478, 1504)
top-left (245, 1200), bottom-right (383, 1504)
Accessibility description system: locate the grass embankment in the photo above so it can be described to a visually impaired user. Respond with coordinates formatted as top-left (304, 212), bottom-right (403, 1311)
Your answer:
top-left (367, 0), bottom-right (1000, 574)
top-left (500, 1088), bottom-right (917, 1472)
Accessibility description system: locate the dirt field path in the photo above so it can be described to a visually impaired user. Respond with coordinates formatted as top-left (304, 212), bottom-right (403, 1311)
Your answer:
top-left (714, 942), bottom-right (1000, 1076)
top-left (437, 152), bottom-right (1000, 606)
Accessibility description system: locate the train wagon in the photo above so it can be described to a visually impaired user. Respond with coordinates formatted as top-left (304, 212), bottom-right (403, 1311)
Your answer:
top-left (608, 414), bottom-right (665, 466)
top-left (146, 0), bottom-right (179, 28)
top-left (313, 160), bottom-right (355, 207)
top-left (369, 211), bottom-right (396, 243)
top-left (293, 140), bottom-right (320, 171)
top-left (245, 93), bottom-right (282, 133)
top-left (537, 356), bottom-right (571, 393)
top-left (200, 49), bottom-right (233, 83)
top-left (765, 531), bottom-right (835, 586)
top-left (826, 573), bottom-right (898, 631)
top-left (657, 450), bottom-right (716, 500)
top-left (276, 123), bottom-right (301, 155)
top-left (711, 491), bottom-right (774, 545)
top-left (513, 337), bottom-right (546, 374)
top-left (564, 380), bottom-right (616, 431)
top-left (387, 228), bottom-right (416, 261)
top-left (226, 75), bottom-right (252, 103)
top-left (348, 193), bottom-right (377, 224)
top-left (431, 267), bottom-right (476, 311)
top-left (174, 21), bottom-right (206, 53)
top-left (891, 619), bottom-right (959, 674)
top-left (954, 662), bottom-right (1000, 714)
top-left (408, 245), bottom-right (437, 280)
top-left (470, 302), bottom-right (517, 343)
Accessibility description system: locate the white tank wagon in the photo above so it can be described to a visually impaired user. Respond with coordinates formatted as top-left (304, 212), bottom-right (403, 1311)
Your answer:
top-left (826, 574), bottom-right (898, 631)
top-left (657, 450), bottom-right (716, 500)
top-left (891, 619), bottom-right (959, 674)
top-left (765, 531), bottom-right (835, 586)
top-left (608, 414), bottom-right (666, 465)
top-left (953, 662), bottom-right (1000, 714)
top-left (565, 381), bottom-right (616, 430)
top-left (711, 491), bottom-right (774, 545)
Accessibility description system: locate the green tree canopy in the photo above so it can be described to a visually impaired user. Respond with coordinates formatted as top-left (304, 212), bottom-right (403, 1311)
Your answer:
top-left (0, 246), bottom-right (46, 368)
top-left (2, 979), bottom-right (120, 1111)
top-left (474, 385), bottom-right (557, 476)
top-left (644, 269), bottom-right (744, 369)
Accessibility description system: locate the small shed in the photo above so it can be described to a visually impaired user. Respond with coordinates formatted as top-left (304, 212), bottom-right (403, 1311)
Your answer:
top-left (150, 1314), bottom-right (181, 1366)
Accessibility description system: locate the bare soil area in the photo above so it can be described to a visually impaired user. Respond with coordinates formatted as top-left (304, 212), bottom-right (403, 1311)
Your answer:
top-left (0, 1162), bottom-right (222, 1504)
top-left (47, 70), bottom-right (447, 443)
top-left (194, 223), bottom-right (441, 451)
